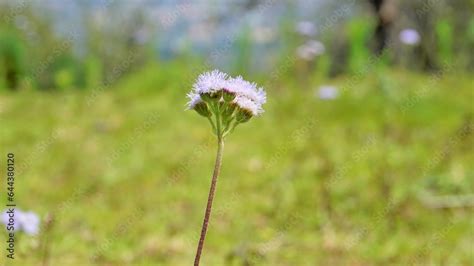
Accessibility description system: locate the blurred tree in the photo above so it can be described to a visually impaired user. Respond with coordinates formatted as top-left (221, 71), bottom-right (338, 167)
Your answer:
top-left (54, 68), bottom-right (75, 90)
top-left (347, 18), bottom-right (373, 73)
top-left (0, 31), bottom-right (25, 90)
top-left (81, 3), bottom-right (153, 86)
top-left (368, 0), bottom-right (398, 54)
top-left (0, 1), bottom-right (81, 90)
top-left (50, 54), bottom-right (84, 90)
top-left (85, 55), bottom-right (102, 89)
top-left (467, 18), bottom-right (474, 69)
top-left (402, 0), bottom-right (473, 70)
top-left (233, 26), bottom-right (252, 74)
top-left (435, 19), bottom-right (453, 65)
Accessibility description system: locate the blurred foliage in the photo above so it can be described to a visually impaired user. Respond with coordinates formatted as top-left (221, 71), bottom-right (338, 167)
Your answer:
top-left (347, 17), bottom-right (374, 74)
top-left (233, 26), bottom-right (253, 75)
top-left (0, 30), bottom-right (25, 90)
top-left (435, 19), bottom-right (453, 65)
top-left (0, 0), bottom-right (473, 91)
top-left (0, 61), bottom-right (472, 265)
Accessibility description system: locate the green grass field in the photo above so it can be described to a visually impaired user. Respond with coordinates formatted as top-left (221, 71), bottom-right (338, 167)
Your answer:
top-left (1, 63), bottom-right (473, 265)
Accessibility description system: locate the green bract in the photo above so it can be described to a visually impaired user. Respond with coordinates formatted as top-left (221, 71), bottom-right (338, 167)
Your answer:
top-left (187, 70), bottom-right (266, 138)
top-left (194, 94), bottom-right (249, 137)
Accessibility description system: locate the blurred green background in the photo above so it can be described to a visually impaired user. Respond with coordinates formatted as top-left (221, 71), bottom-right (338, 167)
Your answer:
top-left (0, 0), bottom-right (473, 265)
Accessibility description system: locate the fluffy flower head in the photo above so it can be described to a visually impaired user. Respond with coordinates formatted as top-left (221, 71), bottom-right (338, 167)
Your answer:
top-left (187, 69), bottom-right (266, 135)
top-left (399, 28), bottom-right (420, 45)
top-left (226, 76), bottom-right (266, 104)
top-left (234, 96), bottom-right (263, 116)
top-left (317, 85), bottom-right (339, 100)
top-left (19, 211), bottom-right (40, 235)
top-left (2, 209), bottom-right (40, 235)
top-left (186, 92), bottom-right (203, 110)
top-left (187, 70), bottom-right (266, 116)
top-left (192, 70), bottom-right (228, 94)
top-left (296, 21), bottom-right (317, 36)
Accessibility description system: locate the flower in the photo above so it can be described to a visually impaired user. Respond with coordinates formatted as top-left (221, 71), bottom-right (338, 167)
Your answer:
top-left (192, 70), bottom-right (228, 95)
top-left (296, 40), bottom-right (325, 60)
top-left (234, 96), bottom-right (262, 116)
top-left (187, 70), bottom-right (266, 116)
top-left (187, 70), bottom-right (266, 135)
top-left (251, 26), bottom-right (277, 44)
top-left (186, 92), bottom-right (203, 110)
top-left (399, 29), bottom-right (420, 45)
top-left (188, 70), bottom-right (266, 264)
top-left (2, 209), bottom-right (20, 230)
top-left (307, 40), bottom-right (325, 54)
top-left (225, 76), bottom-right (266, 115)
top-left (296, 21), bottom-right (317, 36)
top-left (317, 85), bottom-right (339, 100)
top-left (18, 211), bottom-right (40, 235)
top-left (2, 209), bottom-right (40, 235)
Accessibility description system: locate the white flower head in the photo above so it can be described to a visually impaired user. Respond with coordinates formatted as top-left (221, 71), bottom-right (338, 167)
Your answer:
top-left (2, 209), bottom-right (40, 235)
top-left (2, 209), bottom-right (22, 231)
top-left (226, 76), bottom-right (266, 105)
top-left (188, 69), bottom-right (266, 131)
top-left (234, 96), bottom-right (264, 116)
top-left (296, 40), bottom-right (325, 60)
top-left (186, 92), bottom-right (203, 110)
top-left (296, 21), bottom-right (317, 36)
top-left (192, 70), bottom-right (228, 95)
top-left (307, 40), bottom-right (325, 55)
top-left (18, 211), bottom-right (40, 235)
top-left (399, 29), bottom-right (420, 45)
top-left (225, 76), bottom-right (266, 116)
top-left (317, 85), bottom-right (339, 100)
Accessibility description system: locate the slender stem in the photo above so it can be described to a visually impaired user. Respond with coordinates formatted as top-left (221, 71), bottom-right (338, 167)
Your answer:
top-left (206, 116), bottom-right (217, 135)
top-left (194, 136), bottom-right (224, 265)
top-left (224, 119), bottom-right (239, 137)
top-left (41, 213), bottom-right (54, 266)
top-left (222, 117), bottom-right (234, 136)
top-left (216, 103), bottom-right (221, 134)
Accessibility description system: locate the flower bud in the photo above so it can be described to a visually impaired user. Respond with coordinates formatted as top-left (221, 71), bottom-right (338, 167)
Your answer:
top-left (200, 92), bottom-right (214, 102)
top-left (236, 108), bottom-right (252, 123)
top-left (194, 102), bottom-right (212, 117)
top-left (202, 90), bottom-right (222, 102)
top-left (223, 89), bottom-right (236, 102)
top-left (223, 103), bottom-right (236, 118)
top-left (218, 100), bottom-right (226, 110)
